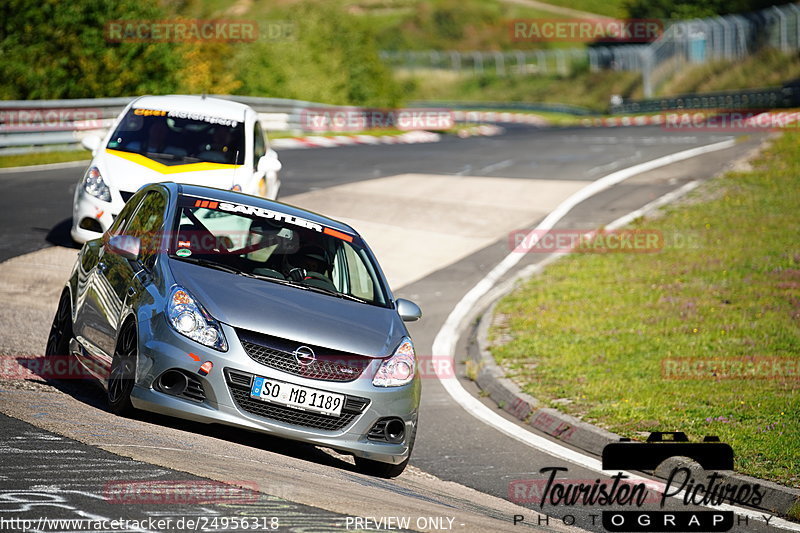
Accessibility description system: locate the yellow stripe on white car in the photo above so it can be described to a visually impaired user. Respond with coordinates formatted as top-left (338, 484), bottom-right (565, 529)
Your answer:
top-left (106, 149), bottom-right (242, 174)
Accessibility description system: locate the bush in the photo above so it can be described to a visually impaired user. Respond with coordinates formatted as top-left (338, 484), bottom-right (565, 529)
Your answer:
top-left (0, 0), bottom-right (182, 99)
top-left (235, 2), bottom-right (402, 106)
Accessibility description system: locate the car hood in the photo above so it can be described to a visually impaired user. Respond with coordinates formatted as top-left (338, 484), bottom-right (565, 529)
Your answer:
top-left (97, 150), bottom-right (239, 192)
top-left (168, 259), bottom-right (403, 358)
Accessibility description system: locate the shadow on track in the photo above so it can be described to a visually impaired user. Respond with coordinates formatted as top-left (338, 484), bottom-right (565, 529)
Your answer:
top-left (44, 217), bottom-right (80, 249)
top-left (24, 370), bottom-right (358, 474)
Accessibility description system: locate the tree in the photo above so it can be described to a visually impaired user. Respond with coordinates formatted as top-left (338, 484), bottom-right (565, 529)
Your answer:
top-left (235, 2), bottom-right (402, 107)
top-left (0, 0), bottom-right (182, 99)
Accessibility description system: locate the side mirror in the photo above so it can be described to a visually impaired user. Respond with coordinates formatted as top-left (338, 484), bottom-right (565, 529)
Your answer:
top-left (257, 149), bottom-right (282, 173)
top-left (81, 134), bottom-right (101, 153)
top-left (107, 234), bottom-right (141, 261)
top-left (396, 298), bottom-right (422, 322)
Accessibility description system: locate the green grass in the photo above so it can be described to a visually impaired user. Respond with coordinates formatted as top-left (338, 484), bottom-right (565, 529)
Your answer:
top-left (401, 68), bottom-right (642, 111)
top-left (528, 0), bottom-right (628, 18)
top-left (661, 48), bottom-right (800, 96)
top-left (0, 150), bottom-right (90, 168)
top-left (490, 130), bottom-right (800, 487)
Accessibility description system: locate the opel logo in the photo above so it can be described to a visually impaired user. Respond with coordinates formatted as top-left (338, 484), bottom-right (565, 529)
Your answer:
top-left (293, 345), bottom-right (316, 366)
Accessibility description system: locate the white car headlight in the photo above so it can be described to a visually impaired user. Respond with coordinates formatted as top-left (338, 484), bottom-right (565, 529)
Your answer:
top-left (373, 338), bottom-right (416, 387)
top-left (82, 166), bottom-right (111, 202)
top-left (167, 286), bottom-right (228, 351)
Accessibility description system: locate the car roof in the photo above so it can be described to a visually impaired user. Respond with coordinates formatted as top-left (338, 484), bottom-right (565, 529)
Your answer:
top-left (171, 183), bottom-right (358, 236)
top-left (131, 95), bottom-right (252, 122)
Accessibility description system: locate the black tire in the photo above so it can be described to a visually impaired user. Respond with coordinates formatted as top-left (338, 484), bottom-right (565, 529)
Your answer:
top-left (45, 290), bottom-right (73, 358)
top-left (354, 456), bottom-right (410, 478)
top-left (108, 323), bottom-right (137, 416)
top-left (355, 421), bottom-right (416, 478)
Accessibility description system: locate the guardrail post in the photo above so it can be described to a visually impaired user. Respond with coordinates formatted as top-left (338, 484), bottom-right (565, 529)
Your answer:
top-left (773, 6), bottom-right (789, 51)
top-left (536, 50), bottom-right (547, 74)
top-left (472, 52), bottom-right (484, 76)
top-left (494, 52), bottom-right (505, 76)
top-left (514, 51), bottom-right (525, 75)
top-left (642, 47), bottom-right (654, 98)
top-left (555, 50), bottom-right (566, 76)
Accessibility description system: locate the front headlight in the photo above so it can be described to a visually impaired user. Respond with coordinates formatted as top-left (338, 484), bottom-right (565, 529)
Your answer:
top-left (82, 166), bottom-right (111, 202)
top-left (373, 338), bottom-right (416, 387)
top-left (167, 286), bottom-right (228, 351)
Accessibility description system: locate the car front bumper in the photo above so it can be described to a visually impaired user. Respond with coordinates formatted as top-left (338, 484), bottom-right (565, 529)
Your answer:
top-left (131, 317), bottom-right (420, 465)
top-left (71, 188), bottom-right (126, 243)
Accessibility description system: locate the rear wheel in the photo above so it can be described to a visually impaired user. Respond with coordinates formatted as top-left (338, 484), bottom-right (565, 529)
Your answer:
top-left (45, 291), bottom-right (72, 357)
top-left (108, 323), bottom-right (137, 416)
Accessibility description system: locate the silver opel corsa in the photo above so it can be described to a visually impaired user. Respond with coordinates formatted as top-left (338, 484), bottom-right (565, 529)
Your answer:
top-left (47, 182), bottom-right (422, 477)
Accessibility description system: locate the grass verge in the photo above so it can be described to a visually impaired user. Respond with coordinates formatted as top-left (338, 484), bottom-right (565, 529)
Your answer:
top-left (0, 150), bottom-right (90, 169)
top-left (490, 131), bottom-right (800, 487)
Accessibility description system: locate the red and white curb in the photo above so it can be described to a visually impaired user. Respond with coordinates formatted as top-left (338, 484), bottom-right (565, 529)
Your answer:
top-left (581, 110), bottom-right (800, 128)
top-left (583, 115), bottom-right (664, 127)
top-left (453, 110), bottom-right (549, 126)
top-left (270, 126), bottom-right (505, 150)
top-left (271, 130), bottom-right (441, 149)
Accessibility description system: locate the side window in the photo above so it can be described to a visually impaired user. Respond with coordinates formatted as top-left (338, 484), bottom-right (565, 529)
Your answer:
top-left (106, 192), bottom-right (144, 237)
top-left (343, 243), bottom-right (375, 301)
top-left (126, 191), bottom-right (167, 269)
top-left (252, 122), bottom-right (266, 169)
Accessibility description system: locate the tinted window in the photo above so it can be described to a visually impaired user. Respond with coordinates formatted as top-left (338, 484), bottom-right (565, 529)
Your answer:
top-left (106, 191), bottom-right (145, 237)
top-left (253, 122), bottom-right (266, 169)
top-left (169, 195), bottom-right (389, 307)
top-left (107, 107), bottom-right (245, 165)
top-left (126, 191), bottom-right (167, 269)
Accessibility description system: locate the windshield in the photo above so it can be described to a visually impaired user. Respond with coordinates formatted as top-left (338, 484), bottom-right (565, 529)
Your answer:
top-left (106, 107), bottom-right (245, 165)
top-left (168, 195), bottom-right (390, 307)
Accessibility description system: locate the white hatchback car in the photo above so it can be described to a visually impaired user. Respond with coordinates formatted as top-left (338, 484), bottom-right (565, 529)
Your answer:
top-left (71, 95), bottom-right (282, 243)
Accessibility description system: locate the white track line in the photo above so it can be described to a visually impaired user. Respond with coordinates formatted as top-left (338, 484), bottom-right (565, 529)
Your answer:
top-left (432, 139), bottom-right (800, 531)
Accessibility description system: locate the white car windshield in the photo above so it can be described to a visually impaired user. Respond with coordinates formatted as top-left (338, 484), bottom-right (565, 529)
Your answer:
top-left (107, 107), bottom-right (245, 165)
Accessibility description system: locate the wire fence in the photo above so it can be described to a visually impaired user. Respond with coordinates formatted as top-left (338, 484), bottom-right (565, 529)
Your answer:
top-left (380, 3), bottom-right (800, 97)
top-left (380, 47), bottom-right (647, 77)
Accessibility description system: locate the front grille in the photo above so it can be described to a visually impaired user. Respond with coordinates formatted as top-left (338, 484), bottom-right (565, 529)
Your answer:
top-left (225, 369), bottom-right (369, 431)
top-left (236, 329), bottom-right (372, 382)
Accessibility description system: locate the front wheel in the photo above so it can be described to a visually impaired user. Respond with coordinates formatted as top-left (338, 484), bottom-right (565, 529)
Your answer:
top-left (354, 456), bottom-right (410, 478)
top-left (45, 290), bottom-right (73, 357)
top-left (108, 323), bottom-right (137, 416)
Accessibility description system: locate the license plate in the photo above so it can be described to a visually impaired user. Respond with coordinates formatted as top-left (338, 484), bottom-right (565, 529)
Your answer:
top-left (250, 376), bottom-right (345, 417)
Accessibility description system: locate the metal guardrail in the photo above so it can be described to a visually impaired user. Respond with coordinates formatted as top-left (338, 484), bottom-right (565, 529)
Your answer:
top-left (410, 100), bottom-right (597, 115)
top-left (611, 85), bottom-right (800, 114)
top-left (380, 4), bottom-right (800, 98)
top-left (0, 95), bottom-right (337, 154)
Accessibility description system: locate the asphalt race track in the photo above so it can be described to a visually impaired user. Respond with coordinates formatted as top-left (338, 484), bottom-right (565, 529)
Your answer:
top-left (0, 124), bottom-right (788, 533)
